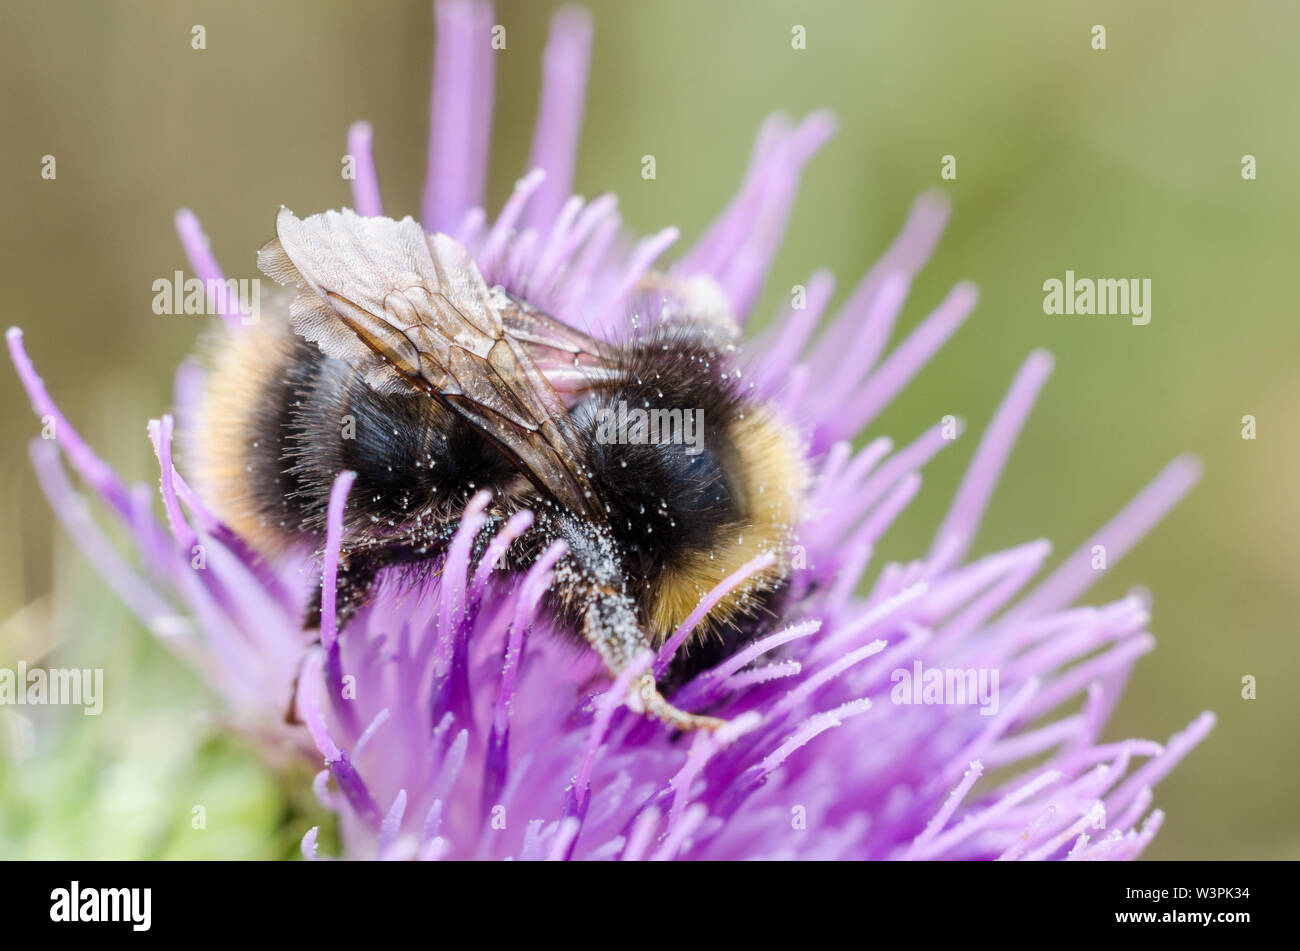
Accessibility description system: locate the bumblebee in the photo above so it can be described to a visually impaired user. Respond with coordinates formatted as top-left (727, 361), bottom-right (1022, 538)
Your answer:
top-left (191, 209), bottom-right (807, 731)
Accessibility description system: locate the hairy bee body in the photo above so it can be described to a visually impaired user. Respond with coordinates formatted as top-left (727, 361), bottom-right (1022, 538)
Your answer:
top-left (196, 314), bottom-right (518, 553)
top-left (190, 209), bottom-right (808, 728)
top-left (196, 308), bottom-right (800, 640)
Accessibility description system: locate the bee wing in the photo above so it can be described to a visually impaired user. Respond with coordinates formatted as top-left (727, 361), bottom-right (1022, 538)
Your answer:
top-left (258, 207), bottom-right (609, 515)
top-left (495, 293), bottom-right (627, 393)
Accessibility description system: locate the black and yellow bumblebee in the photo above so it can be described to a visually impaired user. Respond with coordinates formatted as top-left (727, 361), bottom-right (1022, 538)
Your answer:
top-left (190, 209), bottom-right (807, 730)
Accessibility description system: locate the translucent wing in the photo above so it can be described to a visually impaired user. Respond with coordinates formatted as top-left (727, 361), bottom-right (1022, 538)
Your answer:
top-left (258, 208), bottom-right (617, 516)
top-left (494, 293), bottom-right (626, 394)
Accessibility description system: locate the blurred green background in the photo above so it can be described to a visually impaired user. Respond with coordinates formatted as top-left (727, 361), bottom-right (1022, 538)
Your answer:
top-left (0, 0), bottom-right (1295, 859)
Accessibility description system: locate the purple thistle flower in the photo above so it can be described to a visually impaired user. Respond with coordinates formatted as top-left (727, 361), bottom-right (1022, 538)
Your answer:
top-left (7, 0), bottom-right (1212, 861)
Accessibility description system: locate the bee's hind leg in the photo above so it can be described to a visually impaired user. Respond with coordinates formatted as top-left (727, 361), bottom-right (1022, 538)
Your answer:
top-left (302, 514), bottom-right (482, 634)
top-left (284, 557), bottom-right (378, 726)
top-left (302, 539), bottom-right (442, 634)
top-left (302, 553), bottom-right (383, 634)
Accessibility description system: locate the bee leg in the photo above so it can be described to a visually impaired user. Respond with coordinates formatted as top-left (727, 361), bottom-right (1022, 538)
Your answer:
top-left (581, 589), bottom-right (726, 733)
top-left (302, 552), bottom-right (383, 633)
top-left (302, 520), bottom-right (465, 633)
top-left (287, 556), bottom-right (381, 727)
top-left (629, 671), bottom-right (727, 733)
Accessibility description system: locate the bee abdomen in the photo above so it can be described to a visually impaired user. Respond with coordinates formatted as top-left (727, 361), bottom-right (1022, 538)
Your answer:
top-left (283, 344), bottom-right (517, 539)
top-left (191, 318), bottom-right (517, 555)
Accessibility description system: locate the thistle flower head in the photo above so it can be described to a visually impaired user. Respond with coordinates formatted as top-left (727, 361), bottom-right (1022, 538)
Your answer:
top-left (7, 0), bottom-right (1211, 861)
